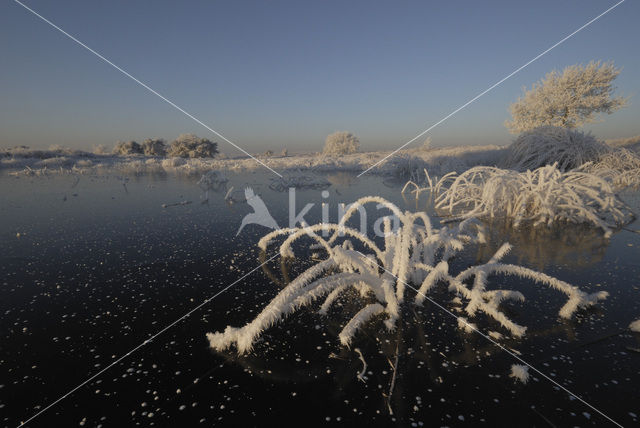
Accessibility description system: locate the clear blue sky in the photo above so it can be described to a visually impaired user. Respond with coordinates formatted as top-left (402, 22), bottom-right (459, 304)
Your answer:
top-left (1, 0), bottom-right (638, 154)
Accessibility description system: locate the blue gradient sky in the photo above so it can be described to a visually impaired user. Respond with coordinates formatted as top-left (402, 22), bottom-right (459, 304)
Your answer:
top-left (1, 0), bottom-right (638, 154)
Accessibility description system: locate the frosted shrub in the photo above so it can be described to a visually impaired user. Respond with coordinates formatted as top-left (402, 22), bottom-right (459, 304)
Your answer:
top-left (432, 164), bottom-right (632, 237)
top-left (505, 61), bottom-right (627, 134)
top-left (323, 131), bottom-right (360, 155)
top-left (113, 140), bottom-right (143, 156)
top-left (168, 133), bottom-right (218, 158)
top-left (141, 138), bottom-right (166, 156)
top-left (581, 148), bottom-right (640, 189)
top-left (503, 126), bottom-right (609, 172)
top-left (207, 197), bottom-right (607, 354)
top-left (2, 145), bottom-right (32, 157)
top-left (2, 146), bottom-right (61, 159)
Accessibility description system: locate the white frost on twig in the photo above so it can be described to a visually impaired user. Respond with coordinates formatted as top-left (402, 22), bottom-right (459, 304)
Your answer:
top-left (457, 317), bottom-right (477, 334)
top-left (488, 331), bottom-right (503, 340)
top-left (354, 348), bottom-right (367, 383)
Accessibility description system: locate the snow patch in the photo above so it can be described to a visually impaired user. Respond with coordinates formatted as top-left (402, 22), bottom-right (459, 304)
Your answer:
top-left (509, 364), bottom-right (530, 384)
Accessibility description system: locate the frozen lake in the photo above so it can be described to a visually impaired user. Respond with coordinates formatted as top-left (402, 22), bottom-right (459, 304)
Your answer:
top-left (1, 171), bottom-right (639, 427)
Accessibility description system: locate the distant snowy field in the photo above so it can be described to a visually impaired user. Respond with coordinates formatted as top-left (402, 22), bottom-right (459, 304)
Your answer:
top-left (0, 145), bottom-right (507, 178)
top-left (4, 136), bottom-right (639, 179)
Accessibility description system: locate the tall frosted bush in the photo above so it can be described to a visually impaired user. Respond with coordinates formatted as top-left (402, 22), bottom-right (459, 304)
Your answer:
top-left (503, 126), bottom-right (609, 172)
top-left (113, 140), bottom-right (143, 155)
top-left (168, 134), bottom-right (218, 158)
top-left (141, 138), bottom-right (166, 156)
top-left (323, 131), bottom-right (360, 155)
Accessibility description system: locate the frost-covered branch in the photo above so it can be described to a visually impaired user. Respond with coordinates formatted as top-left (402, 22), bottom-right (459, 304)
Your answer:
top-left (206, 196), bottom-right (608, 355)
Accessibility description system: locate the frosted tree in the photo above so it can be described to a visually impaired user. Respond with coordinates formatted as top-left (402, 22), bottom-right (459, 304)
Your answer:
top-left (505, 61), bottom-right (628, 134)
top-left (168, 133), bottom-right (218, 158)
top-left (323, 131), bottom-right (360, 155)
top-left (141, 138), bottom-right (166, 156)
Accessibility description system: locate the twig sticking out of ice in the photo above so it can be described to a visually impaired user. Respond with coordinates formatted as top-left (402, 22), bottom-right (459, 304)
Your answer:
top-left (432, 164), bottom-right (633, 237)
top-left (161, 200), bottom-right (192, 208)
top-left (629, 319), bottom-right (640, 332)
top-left (401, 169), bottom-right (434, 200)
top-left (385, 347), bottom-right (399, 415)
top-left (509, 364), bottom-right (530, 384)
top-left (197, 170), bottom-right (228, 201)
top-left (354, 348), bottom-right (368, 383)
top-left (224, 186), bottom-right (234, 201)
top-left (198, 170), bottom-right (228, 189)
top-left (206, 196), bottom-right (608, 354)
